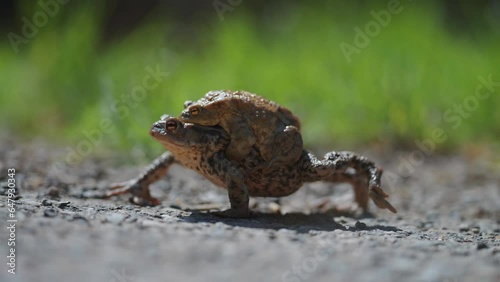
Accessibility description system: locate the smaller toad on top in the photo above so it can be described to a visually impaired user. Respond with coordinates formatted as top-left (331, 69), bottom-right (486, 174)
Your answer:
top-left (181, 90), bottom-right (303, 166)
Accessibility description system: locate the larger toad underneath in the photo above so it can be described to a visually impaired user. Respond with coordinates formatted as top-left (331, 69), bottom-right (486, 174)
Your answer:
top-left (107, 116), bottom-right (396, 217)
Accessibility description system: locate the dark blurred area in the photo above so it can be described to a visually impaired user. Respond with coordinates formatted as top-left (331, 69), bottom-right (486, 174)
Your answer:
top-left (1, 0), bottom-right (497, 39)
top-left (0, 0), bottom-right (498, 153)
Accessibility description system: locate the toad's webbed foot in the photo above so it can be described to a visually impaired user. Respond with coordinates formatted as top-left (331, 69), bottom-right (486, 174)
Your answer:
top-left (329, 151), bottom-right (396, 213)
top-left (107, 180), bottom-right (160, 206)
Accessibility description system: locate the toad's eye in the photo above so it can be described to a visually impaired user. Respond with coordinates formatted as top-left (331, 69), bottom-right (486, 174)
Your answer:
top-left (190, 107), bottom-right (199, 116)
top-left (166, 120), bottom-right (177, 130)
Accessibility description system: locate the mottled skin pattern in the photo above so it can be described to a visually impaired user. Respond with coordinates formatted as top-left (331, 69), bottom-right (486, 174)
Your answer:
top-left (107, 116), bottom-right (397, 218)
top-left (181, 90), bottom-right (303, 166)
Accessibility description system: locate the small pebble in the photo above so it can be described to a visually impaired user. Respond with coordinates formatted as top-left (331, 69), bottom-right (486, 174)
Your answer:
top-left (58, 201), bottom-right (71, 209)
top-left (105, 212), bottom-right (127, 224)
top-left (477, 242), bottom-right (489, 250)
top-left (458, 224), bottom-right (469, 232)
top-left (355, 221), bottom-right (367, 229)
top-left (41, 199), bottom-right (53, 207)
top-left (338, 218), bottom-right (348, 224)
top-left (71, 215), bottom-right (90, 226)
top-left (43, 207), bottom-right (58, 217)
top-left (82, 190), bottom-right (105, 199)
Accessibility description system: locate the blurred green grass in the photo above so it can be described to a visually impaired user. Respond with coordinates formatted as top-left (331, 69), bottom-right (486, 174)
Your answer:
top-left (1, 1), bottom-right (499, 158)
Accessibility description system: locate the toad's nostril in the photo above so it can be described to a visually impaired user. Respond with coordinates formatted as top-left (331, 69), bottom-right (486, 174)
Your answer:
top-left (152, 121), bottom-right (165, 130)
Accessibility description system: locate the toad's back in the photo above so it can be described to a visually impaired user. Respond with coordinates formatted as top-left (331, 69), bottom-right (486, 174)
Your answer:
top-left (200, 90), bottom-right (301, 129)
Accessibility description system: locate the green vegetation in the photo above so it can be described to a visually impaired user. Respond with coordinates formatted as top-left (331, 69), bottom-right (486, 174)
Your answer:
top-left (1, 1), bottom-right (498, 158)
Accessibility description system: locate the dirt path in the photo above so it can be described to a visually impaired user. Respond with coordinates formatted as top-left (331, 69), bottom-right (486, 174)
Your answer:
top-left (0, 139), bottom-right (499, 282)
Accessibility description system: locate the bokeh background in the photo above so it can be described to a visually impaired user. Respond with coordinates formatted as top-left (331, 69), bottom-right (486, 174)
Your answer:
top-left (1, 0), bottom-right (499, 160)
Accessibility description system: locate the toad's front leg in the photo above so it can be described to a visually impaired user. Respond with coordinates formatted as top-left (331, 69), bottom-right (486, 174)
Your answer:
top-left (207, 152), bottom-right (250, 218)
top-left (106, 152), bottom-right (176, 206)
top-left (226, 126), bottom-right (255, 163)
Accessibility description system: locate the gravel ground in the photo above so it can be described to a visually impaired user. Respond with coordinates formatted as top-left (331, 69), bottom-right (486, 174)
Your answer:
top-left (0, 138), bottom-right (499, 282)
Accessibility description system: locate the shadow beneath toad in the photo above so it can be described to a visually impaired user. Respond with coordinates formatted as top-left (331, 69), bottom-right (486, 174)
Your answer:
top-left (178, 210), bottom-right (402, 233)
top-left (81, 187), bottom-right (402, 233)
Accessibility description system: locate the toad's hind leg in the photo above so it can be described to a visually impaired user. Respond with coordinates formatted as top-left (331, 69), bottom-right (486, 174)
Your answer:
top-left (106, 152), bottom-right (176, 206)
top-left (260, 125), bottom-right (303, 166)
top-left (304, 151), bottom-right (397, 213)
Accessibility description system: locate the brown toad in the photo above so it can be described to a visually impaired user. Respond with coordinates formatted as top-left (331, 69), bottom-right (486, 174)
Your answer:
top-left (181, 90), bottom-right (303, 165)
top-left (107, 116), bottom-right (396, 217)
